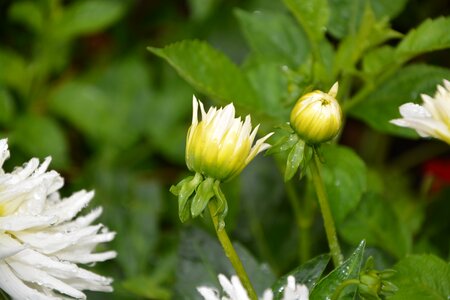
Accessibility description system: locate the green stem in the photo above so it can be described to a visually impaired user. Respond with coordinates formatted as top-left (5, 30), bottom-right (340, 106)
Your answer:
top-left (208, 201), bottom-right (258, 300)
top-left (331, 279), bottom-right (360, 300)
top-left (309, 152), bottom-right (343, 267)
top-left (285, 181), bottom-right (313, 263)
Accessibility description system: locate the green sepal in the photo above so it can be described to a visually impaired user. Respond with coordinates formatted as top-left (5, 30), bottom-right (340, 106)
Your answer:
top-left (213, 181), bottom-right (228, 231)
top-left (285, 140), bottom-right (305, 181)
top-left (191, 177), bottom-right (215, 217)
top-left (170, 172), bottom-right (203, 222)
top-left (298, 144), bottom-right (313, 180)
top-left (266, 132), bottom-right (298, 155)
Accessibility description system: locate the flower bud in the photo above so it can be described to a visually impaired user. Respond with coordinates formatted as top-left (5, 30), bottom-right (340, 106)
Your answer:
top-left (290, 82), bottom-right (342, 144)
top-left (186, 96), bottom-right (273, 181)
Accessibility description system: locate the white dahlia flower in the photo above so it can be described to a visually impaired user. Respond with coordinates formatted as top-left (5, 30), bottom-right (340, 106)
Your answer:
top-left (0, 139), bottom-right (116, 299)
top-left (390, 79), bottom-right (450, 144)
top-left (197, 274), bottom-right (309, 300)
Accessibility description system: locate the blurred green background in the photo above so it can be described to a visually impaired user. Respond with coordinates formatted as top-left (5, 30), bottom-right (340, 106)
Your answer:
top-left (0, 0), bottom-right (449, 299)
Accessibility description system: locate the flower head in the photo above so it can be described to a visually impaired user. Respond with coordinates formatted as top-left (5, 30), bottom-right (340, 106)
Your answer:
top-left (390, 79), bottom-right (450, 145)
top-left (197, 274), bottom-right (309, 300)
top-left (290, 82), bottom-right (342, 144)
top-left (0, 139), bottom-right (116, 299)
top-left (186, 96), bottom-right (273, 182)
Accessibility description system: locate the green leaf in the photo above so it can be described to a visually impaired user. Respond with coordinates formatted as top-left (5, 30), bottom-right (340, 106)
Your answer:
top-left (285, 140), bottom-right (305, 181)
top-left (174, 227), bottom-right (275, 299)
top-left (272, 254), bottom-right (330, 299)
top-left (283, 0), bottom-right (329, 42)
top-left (320, 144), bottom-right (367, 223)
top-left (188, 0), bottom-right (220, 21)
top-left (244, 62), bottom-right (290, 121)
top-left (50, 56), bottom-right (152, 147)
top-left (122, 276), bottom-right (171, 299)
top-left (362, 46), bottom-right (396, 76)
top-left (191, 177), bottom-right (215, 217)
top-left (235, 9), bottom-right (309, 67)
top-left (349, 64), bottom-right (450, 138)
top-left (0, 87), bottom-right (15, 125)
top-left (388, 255), bottom-right (450, 299)
top-left (0, 48), bottom-right (29, 94)
top-left (310, 240), bottom-right (366, 300)
top-left (149, 40), bottom-right (259, 111)
top-left (10, 114), bottom-right (68, 168)
top-left (333, 4), bottom-right (401, 75)
top-left (49, 81), bottom-right (111, 141)
top-left (8, 1), bottom-right (44, 33)
top-left (340, 192), bottom-right (411, 258)
top-left (396, 17), bottom-right (450, 62)
top-left (55, 0), bottom-right (126, 39)
top-left (328, 0), bottom-right (407, 39)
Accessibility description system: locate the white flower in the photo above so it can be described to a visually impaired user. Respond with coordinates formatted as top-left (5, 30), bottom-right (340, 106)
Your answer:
top-left (186, 96), bottom-right (273, 181)
top-left (197, 274), bottom-right (309, 300)
top-left (0, 139), bottom-right (116, 299)
top-left (390, 79), bottom-right (450, 144)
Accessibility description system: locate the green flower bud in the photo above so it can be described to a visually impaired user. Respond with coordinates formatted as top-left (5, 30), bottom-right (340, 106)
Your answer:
top-left (186, 96), bottom-right (273, 181)
top-left (290, 82), bottom-right (342, 144)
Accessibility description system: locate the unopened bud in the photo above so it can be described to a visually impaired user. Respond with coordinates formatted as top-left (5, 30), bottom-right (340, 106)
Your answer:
top-left (290, 82), bottom-right (342, 144)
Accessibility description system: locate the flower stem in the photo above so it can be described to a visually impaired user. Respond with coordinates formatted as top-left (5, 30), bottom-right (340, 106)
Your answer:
top-left (208, 200), bottom-right (258, 300)
top-left (309, 151), bottom-right (343, 267)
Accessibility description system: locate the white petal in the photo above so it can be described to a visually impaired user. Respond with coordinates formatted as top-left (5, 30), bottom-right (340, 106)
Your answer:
top-left (398, 102), bottom-right (431, 118)
top-left (0, 233), bottom-right (24, 259)
top-left (44, 190), bottom-right (94, 224)
top-left (197, 286), bottom-right (221, 300)
top-left (0, 262), bottom-right (59, 300)
top-left (8, 260), bottom-right (86, 299)
top-left (0, 139), bottom-right (10, 169)
top-left (0, 214), bottom-right (58, 231)
top-left (261, 289), bottom-right (274, 300)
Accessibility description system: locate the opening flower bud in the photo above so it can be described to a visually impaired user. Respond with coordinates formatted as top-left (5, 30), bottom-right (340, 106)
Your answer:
top-left (290, 82), bottom-right (342, 144)
top-left (186, 96), bottom-right (273, 182)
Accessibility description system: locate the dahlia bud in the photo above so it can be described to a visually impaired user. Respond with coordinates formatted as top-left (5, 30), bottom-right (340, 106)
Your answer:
top-left (171, 96), bottom-right (273, 226)
top-left (186, 96), bottom-right (273, 182)
top-left (290, 82), bottom-right (342, 144)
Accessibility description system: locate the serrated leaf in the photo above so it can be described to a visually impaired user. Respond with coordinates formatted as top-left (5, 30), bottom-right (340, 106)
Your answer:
top-left (310, 241), bottom-right (366, 300)
top-left (320, 144), bottom-right (367, 223)
top-left (396, 17), bottom-right (450, 62)
top-left (55, 0), bottom-right (125, 39)
top-left (388, 255), bottom-right (450, 299)
top-left (283, 0), bottom-right (329, 42)
top-left (349, 64), bottom-right (450, 138)
top-left (10, 114), bottom-right (68, 168)
top-left (272, 254), bottom-right (330, 300)
top-left (235, 9), bottom-right (309, 67)
top-left (149, 40), bottom-right (260, 111)
top-left (340, 192), bottom-right (411, 258)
